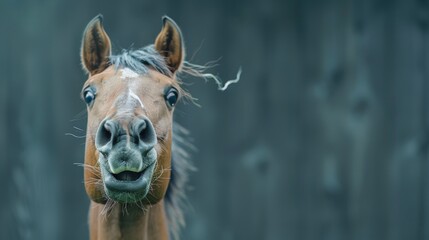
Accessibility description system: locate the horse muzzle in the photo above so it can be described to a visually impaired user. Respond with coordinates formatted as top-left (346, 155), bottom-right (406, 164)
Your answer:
top-left (94, 117), bottom-right (158, 202)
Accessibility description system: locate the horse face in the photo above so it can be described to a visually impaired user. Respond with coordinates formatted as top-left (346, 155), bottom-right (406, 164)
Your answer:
top-left (80, 15), bottom-right (184, 204)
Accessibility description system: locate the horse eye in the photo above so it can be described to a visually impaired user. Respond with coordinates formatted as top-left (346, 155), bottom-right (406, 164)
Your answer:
top-left (84, 89), bottom-right (95, 105)
top-left (165, 88), bottom-right (178, 107)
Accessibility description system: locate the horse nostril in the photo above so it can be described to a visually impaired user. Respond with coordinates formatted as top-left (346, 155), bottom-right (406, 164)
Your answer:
top-left (138, 121), bottom-right (148, 142)
top-left (95, 120), bottom-right (115, 151)
top-left (134, 118), bottom-right (156, 151)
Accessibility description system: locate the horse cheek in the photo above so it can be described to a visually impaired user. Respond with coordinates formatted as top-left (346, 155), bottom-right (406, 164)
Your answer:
top-left (146, 136), bottom-right (172, 204)
top-left (84, 139), bottom-right (106, 204)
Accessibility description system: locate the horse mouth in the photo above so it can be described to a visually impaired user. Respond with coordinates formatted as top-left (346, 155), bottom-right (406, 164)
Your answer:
top-left (112, 171), bottom-right (142, 181)
top-left (100, 160), bottom-right (156, 203)
top-left (97, 143), bottom-right (158, 203)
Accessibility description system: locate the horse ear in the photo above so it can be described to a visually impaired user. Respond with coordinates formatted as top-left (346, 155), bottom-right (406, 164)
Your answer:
top-left (81, 14), bottom-right (111, 75)
top-left (155, 16), bottom-right (184, 74)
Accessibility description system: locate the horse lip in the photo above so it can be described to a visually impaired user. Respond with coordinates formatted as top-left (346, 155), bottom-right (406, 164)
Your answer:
top-left (104, 147), bottom-right (157, 174)
top-left (101, 161), bottom-right (156, 192)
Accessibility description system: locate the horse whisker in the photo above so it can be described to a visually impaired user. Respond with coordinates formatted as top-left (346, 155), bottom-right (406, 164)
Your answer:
top-left (73, 126), bottom-right (85, 132)
top-left (65, 133), bottom-right (87, 139)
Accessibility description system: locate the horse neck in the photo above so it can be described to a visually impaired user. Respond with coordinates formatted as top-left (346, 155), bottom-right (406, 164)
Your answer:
top-left (89, 200), bottom-right (169, 240)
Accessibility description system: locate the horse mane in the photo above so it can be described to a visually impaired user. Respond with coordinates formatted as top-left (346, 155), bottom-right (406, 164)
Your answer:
top-left (109, 45), bottom-right (195, 240)
top-left (167, 123), bottom-right (195, 240)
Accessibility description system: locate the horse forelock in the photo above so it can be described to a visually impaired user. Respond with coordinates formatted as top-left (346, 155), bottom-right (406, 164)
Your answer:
top-left (109, 45), bottom-right (172, 77)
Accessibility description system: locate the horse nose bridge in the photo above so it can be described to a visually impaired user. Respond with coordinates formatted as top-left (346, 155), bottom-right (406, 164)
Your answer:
top-left (114, 114), bottom-right (148, 134)
top-left (113, 88), bottom-right (147, 116)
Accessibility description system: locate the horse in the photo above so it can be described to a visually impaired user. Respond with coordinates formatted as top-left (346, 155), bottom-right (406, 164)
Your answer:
top-left (79, 14), bottom-right (195, 240)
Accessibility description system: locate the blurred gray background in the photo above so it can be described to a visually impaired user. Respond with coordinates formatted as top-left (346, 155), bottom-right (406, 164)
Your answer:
top-left (1, 0), bottom-right (428, 239)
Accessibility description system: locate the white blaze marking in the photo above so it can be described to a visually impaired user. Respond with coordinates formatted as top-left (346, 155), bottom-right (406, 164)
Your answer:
top-left (120, 68), bottom-right (139, 79)
top-left (128, 89), bottom-right (145, 110)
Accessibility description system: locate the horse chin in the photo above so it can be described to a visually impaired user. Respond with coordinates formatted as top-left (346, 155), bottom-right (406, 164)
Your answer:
top-left (99, 151), bottom-right (157, 203)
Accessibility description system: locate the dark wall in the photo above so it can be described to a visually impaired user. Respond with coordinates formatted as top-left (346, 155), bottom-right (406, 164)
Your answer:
top-left (1, 0), bottom-right (428, 239)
